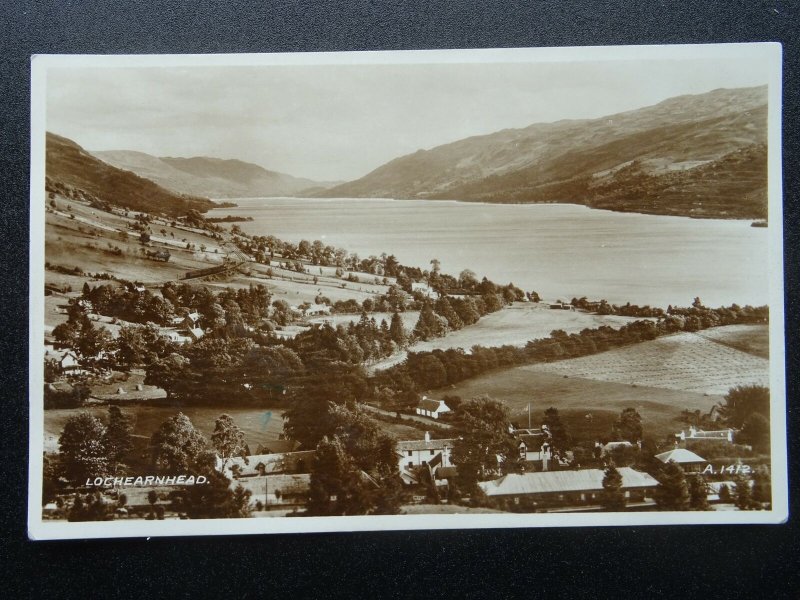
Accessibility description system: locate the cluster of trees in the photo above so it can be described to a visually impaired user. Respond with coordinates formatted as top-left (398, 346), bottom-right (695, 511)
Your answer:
top-left (47, 410), bottom-right (254, 520)
top-left (654, 460), bottom-right (771, 511)
top-left (570, 296), bottom-right (666, 318)
top-left (717, 385), bottom-right (771, 451)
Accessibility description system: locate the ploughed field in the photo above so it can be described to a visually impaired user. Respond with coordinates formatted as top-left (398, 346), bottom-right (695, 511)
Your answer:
top-left (520, 327), bottom-right (769, 395)
top-left (441, 325), bottom-right (769, 441)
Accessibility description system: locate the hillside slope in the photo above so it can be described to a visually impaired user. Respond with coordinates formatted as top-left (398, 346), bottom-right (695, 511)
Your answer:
top-left (46, 133), bottom-right (216, 217)
top-left (93, 150), bottom-right (329, 198)
top-left (320, 86), bottom-right (768, 219)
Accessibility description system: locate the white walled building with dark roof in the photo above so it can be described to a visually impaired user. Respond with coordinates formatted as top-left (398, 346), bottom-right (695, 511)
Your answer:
top-left (415, 396), bottom-right (450, 419)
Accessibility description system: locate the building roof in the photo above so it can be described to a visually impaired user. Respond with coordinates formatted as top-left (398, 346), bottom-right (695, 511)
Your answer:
top-left (655, 448), bottom-right (707, 465)
top-left (219, 450), bottom-right (313, 478)
top-left (396, 438), bottom-right (457, 453)
top-left (417, 397), bottom-right (447, 412)
top-left (479, 468), bottom-right (659, 497)
top-left (233, 474), bottom-right (311, 498)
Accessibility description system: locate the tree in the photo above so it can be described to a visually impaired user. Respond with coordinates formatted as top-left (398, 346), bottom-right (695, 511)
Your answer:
top-left (654, 461), bottom-right (690, 511)
top-left (751, 467), bottom-right (771, 505)
top-left (543, 407), bottom-right (571, 453)
top-left (716, 385), bottom-right (770, 429)
top-left (307, 435), bottom-right (373, 516)
top-left (734, 474), bottom-right (753, 510)
top-left (104, 406), bottom-right (134, 472)
top-left (58, 413), bottom-right (109, 484)
top-left (613, 408), bottom-right (643, 443)
top-left (389, 312), bottom-right (406, 346)
top-left (601, 464), bottom-right (626, 511)
top-left (211, 414), bottom-right (248, 468)
top-left (181, 452), bottom-right (253, 519)
top-left (451, 398), bottom-right (517, 492)
top-left (150, 413), bottom-right (208, 473)
top-left (740, 413), bottom-right (770, 452)
top-left (687, 473), bottom-right (710, 510)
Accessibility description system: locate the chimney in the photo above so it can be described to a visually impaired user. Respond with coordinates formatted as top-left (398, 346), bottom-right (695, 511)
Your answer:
top-left (424, 431), bottom-right (430, 442)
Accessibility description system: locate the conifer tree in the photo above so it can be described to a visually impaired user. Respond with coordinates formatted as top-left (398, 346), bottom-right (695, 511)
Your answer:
top-left (601, 464), bottom-right (626, 511)
top-left (655, 461), bottom-right (690, 510)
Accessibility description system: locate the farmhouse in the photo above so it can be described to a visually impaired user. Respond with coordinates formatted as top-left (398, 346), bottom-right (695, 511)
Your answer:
top-left (396, 433), bottom-right (457, 483)
top-left (415, 396), bottom-right (451, 419)
top-left (655, 448), bottom-right (708, 473)
top-left (478, 467), bottom-right (659, 510)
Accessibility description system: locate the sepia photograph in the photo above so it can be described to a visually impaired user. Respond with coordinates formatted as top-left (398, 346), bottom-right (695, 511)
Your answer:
top-left (27, 44), bottom-right (786, 539)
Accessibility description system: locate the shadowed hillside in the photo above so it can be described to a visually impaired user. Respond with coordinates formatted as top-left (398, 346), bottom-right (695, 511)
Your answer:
top-left (46, 133), bottom-right (216, 217)
top-left (320, 86), bottom-right (768, 219)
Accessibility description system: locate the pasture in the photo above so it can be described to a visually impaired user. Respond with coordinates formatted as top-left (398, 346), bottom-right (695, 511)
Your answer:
top-left (410, 303), bottom-right (647, 353)
top-left (443, 370), bottom-right (721, 442)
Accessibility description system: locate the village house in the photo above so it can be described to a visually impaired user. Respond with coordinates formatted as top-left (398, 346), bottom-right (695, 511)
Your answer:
top-left (411, 282), bottom-right (439, 299)
top-left (216, 450), bottom-right (315, 480)
top-left (596, 440), bottom-right (640, 458)
top-left (415, 396), bottom-right (451, 420)
top-left (396, 433), bottom-right (457, 484)
top-left (58, 350), bottom-right (81, 372)
top-left (215, 450), bottom-right (316, 510)
top-left (302, 304), bottom-right (331, 317)
top-left (478, 467), bottom-right (660, 510)
top-left (676, 425), bottom-right (735, 445)
top-left (655, 448), bottom-right (708, 473)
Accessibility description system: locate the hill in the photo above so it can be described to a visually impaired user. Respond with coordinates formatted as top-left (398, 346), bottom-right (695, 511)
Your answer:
top-left (93, 150), bottom-right (331, 199)
top-left (46, 132), bottom-right (216, 217)
top-left (320, 86), bottom-right (768, 219)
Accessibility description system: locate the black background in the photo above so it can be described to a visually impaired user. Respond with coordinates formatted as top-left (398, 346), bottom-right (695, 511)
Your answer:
top-left (1, 2), bottom-right (798, 598)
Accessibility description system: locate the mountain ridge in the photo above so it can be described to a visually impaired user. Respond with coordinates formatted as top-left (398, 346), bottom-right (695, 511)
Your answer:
top-left (93, 150), bottom-right (336, 199)
top-left (318, 85), bottom-right (768, 219)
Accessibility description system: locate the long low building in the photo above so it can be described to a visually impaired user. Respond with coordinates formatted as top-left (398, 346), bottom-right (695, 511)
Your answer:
top-left (478, 467), bottom-right (659, 509)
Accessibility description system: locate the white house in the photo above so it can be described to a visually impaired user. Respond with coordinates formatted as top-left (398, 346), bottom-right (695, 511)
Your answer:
top-left (59, 351), bottom-right (80, 372)
top-left (396, 433), bottom-right (457, 484)
top-left (303, 304), bottom-right (331, 317)
top-left (415, 396), bottom-right (450, 420)
top-left (412, 282), bottom-right (439, 299)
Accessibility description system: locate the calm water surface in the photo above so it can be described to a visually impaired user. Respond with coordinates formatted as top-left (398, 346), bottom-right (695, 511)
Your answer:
top-left (212, 198), bottom-right (769, 308)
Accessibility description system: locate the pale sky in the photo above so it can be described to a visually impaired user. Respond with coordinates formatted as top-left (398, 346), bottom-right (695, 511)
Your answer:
top-left (46, 55), bottom-right (770, 182)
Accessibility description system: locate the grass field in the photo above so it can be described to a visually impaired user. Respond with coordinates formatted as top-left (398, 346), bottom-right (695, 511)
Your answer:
top-left (412, 303), bottom-right (647, 353)
top-left (443, 369), bottom-right (722, 442)
top-left (696, 324), bottom-right (769, 359)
